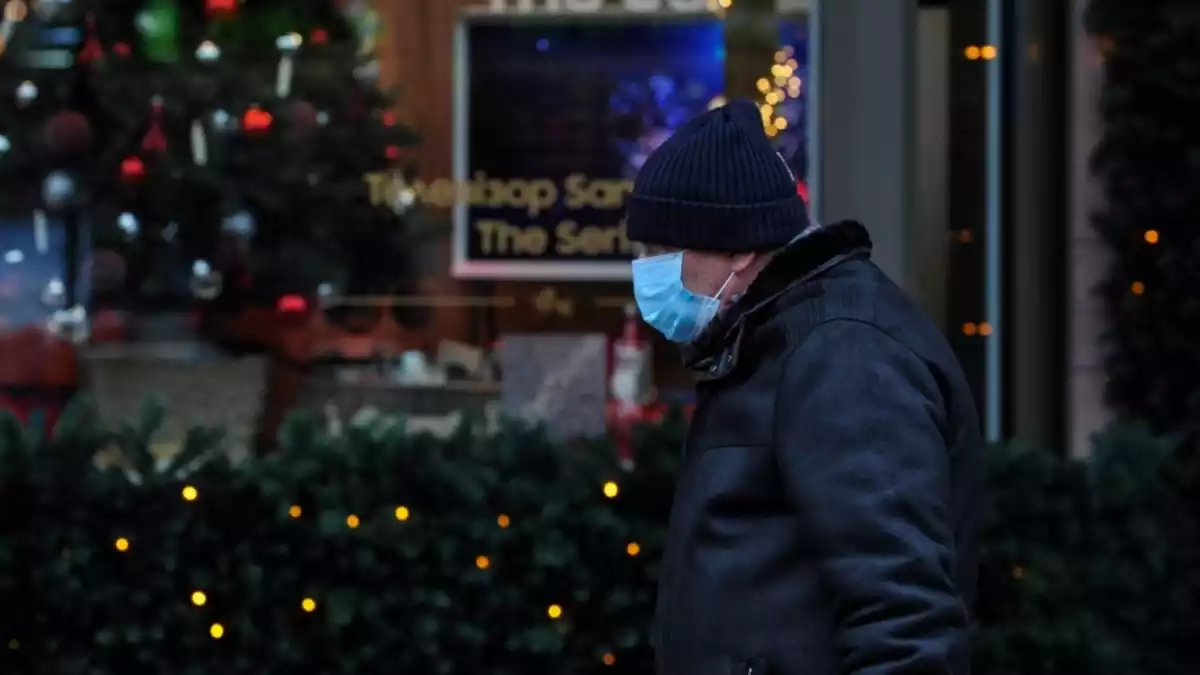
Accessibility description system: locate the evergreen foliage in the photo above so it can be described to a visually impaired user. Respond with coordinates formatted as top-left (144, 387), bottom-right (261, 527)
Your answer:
top-left (1087, 0), bottom-right (1200, 428)
top-left (0, 401), bottom-right (1195, 674)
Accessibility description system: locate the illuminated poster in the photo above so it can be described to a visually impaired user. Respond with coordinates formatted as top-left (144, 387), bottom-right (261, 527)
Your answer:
top-left (451, 13), bottom-right (809, 280)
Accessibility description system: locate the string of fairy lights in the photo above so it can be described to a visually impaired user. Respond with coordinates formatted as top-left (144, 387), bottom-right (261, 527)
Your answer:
top-left (703, 0), bottom-right (802, 136)
top-left (706, 46), bottom-right (802, 137)
top-left (101, 478), bottom-right (633, 666)
top-left (757, 46), bottom-right (801, 137)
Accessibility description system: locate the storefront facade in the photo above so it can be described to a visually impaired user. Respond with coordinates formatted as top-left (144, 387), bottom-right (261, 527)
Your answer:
top-left (0, 0), bottom-right (1111, 455)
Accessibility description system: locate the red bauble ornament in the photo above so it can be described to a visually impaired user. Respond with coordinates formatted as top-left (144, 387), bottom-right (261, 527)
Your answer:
top-left (112, 42), bottom-right (132, 57)
top-left (120, 156), bottom-right (145, 180)
top-left (243, 106), bottom-right (273, 134)
top-left (205, 0), bottom-right (237, 17)
top-left (310, 28), bottom-right (329, 44)
top-left (385, 145), bottom-right (400, 160)
top-left (381, 111), bottom-right (396, 126)
top-left (282, 100), bottom-right (318, 131)
top-left (42, 110), bottom-right (92, 157)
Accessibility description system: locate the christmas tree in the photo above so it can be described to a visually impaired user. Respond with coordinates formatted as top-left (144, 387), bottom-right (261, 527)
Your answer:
top-left (4, 0), bottom-right (432, 341)
top-left (1087, 0), bottom-right (1200, 428)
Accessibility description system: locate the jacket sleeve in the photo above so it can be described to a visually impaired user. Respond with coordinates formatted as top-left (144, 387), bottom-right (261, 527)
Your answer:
top-left (774, 320), bottom-right (968, 675)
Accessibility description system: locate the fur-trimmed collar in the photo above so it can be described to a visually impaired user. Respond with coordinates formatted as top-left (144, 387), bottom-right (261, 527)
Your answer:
top-left (682, 220), bottom-right (873, 374)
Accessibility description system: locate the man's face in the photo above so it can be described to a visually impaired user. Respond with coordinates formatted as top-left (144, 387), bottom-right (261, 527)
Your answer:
top-left (633, 243), bottom-right (759, 304)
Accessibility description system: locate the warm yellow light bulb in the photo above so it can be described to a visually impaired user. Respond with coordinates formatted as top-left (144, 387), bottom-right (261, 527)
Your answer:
top-left (181, 485), bottom-right (198, 501)
top-left (1131, 281), bottom-right (1145, 295)
top-left (981, 45), bottom-right (998, 60)
top-left (626, 542), bottom-right (641, 556)
top-left (602, 481), bottom-right (619, 498)
top-left (774, 117), bottom-right (787, 130)
top-left (302, 597), bottom-right (317, 612)
top-left (191, 591), bottom-right (207, 606)
top-left (962, 322), bottom-right (978, 336)
top-left (114, 537), bottom-right (130, 552)
top-left (476, 555), bottom-right (491, 570)
top-left (964, 45), bottom-right (981, 60)
top-left (497, 514), bottom-right (510, 528)
top-left (209, 623), bottom-right (224, 639)
top-left (979, 322), bottom-right (993, 337)
top-left (288, 504), bottom-right (302, 518)
top-left (756, 78), bottom-right (770, 93)
top-left (1144, 229), bottom-right (1159, 244)
top-left (603, 652), bottom-right (616, 666)
top-left (346, 514), bottom-right (360, 529)
top-left (394, 506), bottom-right (410, 521)
top-left (547, 604), bottom-right (563, 619)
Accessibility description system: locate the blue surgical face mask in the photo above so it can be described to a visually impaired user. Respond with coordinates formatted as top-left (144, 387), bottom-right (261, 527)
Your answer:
top-left (631, 252), bottom-right (734, 343)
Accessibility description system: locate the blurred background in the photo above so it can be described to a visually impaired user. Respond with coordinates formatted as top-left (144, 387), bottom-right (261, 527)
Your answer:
top-left (0, 0), bottom-right (1196, 673)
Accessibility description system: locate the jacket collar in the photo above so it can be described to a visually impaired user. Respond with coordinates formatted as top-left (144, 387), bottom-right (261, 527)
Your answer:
top-left (681, 220), bottom-right (873, 379)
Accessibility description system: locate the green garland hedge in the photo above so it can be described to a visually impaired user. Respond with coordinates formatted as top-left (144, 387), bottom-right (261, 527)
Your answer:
top-left (1087, 0), bottom-right (1200, 428)
top-left (0, 400), bottom-right (1196, 675)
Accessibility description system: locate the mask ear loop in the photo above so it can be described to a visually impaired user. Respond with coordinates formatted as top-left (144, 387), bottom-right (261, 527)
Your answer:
top-left (712, 272), bottom-right (736, 303)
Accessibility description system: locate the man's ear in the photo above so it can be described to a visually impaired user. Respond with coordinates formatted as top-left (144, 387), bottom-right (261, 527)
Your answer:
top-left (729, 251), bottom-right (758, 275)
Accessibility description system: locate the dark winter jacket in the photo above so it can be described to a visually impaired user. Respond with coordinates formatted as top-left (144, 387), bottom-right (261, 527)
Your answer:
top-left (654, 221), bottom-right (983, 675)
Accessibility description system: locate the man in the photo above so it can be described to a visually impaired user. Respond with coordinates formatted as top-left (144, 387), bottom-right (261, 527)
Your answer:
top-left (625, 98), bottom-right (982, 675)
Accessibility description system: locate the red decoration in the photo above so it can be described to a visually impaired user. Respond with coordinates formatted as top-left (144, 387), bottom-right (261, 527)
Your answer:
top-left (112, 42), bottom-right (131, 57)
top-left (42, 111), bottom-right (92, 157)
top-left (243, 106), bottom-right (273, 134)
top-left (205, 0), bottom-right (237, 17)
top-left (90, 309), bottom-right (130, 342)
top-left (385, 145), bottom-right (399, 160)
top-left (310, 28), bottom-right (329, 44)
top-left (77, 14), bottom-right (105, 63)
top-left (140, 98), bottom-right (167, 153)
top-left (381, 111), bottom-right (396, 126)
top-left (120, 156), bottom-right (146, 180)
top-left (281, 100), bottom-right (318, 131)
top-left (276, 294), bottom-right (307, 314)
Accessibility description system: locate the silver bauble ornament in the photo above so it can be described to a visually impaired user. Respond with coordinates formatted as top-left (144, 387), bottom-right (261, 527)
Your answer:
top-left (189, 259), bottom-right (223, 300)
top-left (0, 135), bottom-right (10, 154)
top-left (41, 277), bottom-right (67, 307)
top-left (210, 109), bottom-right (237, 132)
top-left (220, 210), bottom-right (255, 237)
top-left (195, 40), bottom-right (220, 63)
top-left (41, 171), bottom-right (75, 209)
top-left (16, 80), bottom-right (38, 107)
top-left (117, 212), bottom-right (139, 239)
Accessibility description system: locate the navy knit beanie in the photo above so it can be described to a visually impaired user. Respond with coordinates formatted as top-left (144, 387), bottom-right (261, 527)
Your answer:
top-left (625, 98), bottom-right (808, 252)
